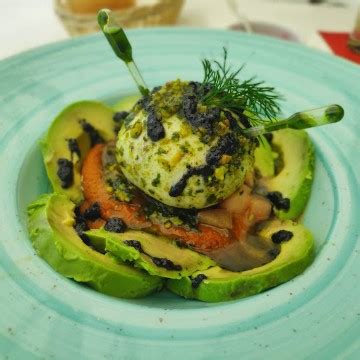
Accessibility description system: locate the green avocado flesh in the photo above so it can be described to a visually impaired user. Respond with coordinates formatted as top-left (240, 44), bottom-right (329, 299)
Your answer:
top-left (29, 96), bottom-right (317, 303)
top-left (86, 229), bottom-right (216, 279)
top-left (262, 129), bottom-right (315, 220)
top-left (254, 137), bottom-right (275, 177)
top-left (167, 220), bottom-right (314, 302)
top-left (41, 101), bottom-right (116, 204)
top-left (113, 94), bottom-right (140, 112)
top-left (27, 193), bottom-right (163, 298)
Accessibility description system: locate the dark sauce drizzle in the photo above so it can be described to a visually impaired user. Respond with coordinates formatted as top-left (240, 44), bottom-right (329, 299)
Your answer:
top-left (143, 193), bottom-right (198, 228)
top-left (79, 119), bottom-right (104, 147)
top-left (123, 239), bottom-right (143, 252)
top-left (123, 239), bottom-right (183, 271)
top-left (57, 159), bottom-right (74, 189)
top-left (267, 191), bottom-right (290, 211)
top-left (83, 202), bottom-right (101, 221)
top-left (137, 96), bottom-right (165, 142)
top-left (182, 94), bottom-right (221, 135)
top-left (271, 230), bottom-right (293, 244)
top-left (113, 111), bottom-right (129, 134)
top-left (113, 111), bottom-right (129, 123)
top-left (73, 206), bottom-right (90, 245)
top-left (147, 108), bottom-right (165, 141)
top-left (57, 120), bottom-right (104, 188)
top-left (67, 138), bottom-right (81, 159)
top-left (169, 133), bottom-right (239, 197)
top-left (104, 217), bottom-right (127, 233)
top-left (151, 257), bottom-right (182, 271)
top-left (191, 273), bottom-right (207, 289)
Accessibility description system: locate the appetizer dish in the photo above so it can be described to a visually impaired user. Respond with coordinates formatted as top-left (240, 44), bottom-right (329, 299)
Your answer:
top-left (27, 11), bottom-right (344, 302)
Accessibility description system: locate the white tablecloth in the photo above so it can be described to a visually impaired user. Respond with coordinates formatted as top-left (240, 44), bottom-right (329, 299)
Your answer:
top-left (0, 0), bottom-right (357, 60)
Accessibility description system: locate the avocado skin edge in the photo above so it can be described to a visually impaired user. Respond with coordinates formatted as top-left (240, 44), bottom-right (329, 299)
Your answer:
top-left (86, 228), bottom-right (216, 279)
top-left (166, 221), bottom-right (315, 302)
top-left (27, 193), bottom-right (163, 299)
top-left (40, 101), bottom-right (116, 204)
top-left (264, 129), bottom-right (315, 220)
top-left (277, 136), bottom-right (315, 220)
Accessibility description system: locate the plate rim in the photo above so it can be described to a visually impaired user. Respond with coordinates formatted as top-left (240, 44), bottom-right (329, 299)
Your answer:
top-left (0, 27), bottom-right (359, 359)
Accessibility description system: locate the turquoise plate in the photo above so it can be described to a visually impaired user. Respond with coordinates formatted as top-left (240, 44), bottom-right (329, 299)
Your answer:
top-left (0, 29), bottom-right (359, 359)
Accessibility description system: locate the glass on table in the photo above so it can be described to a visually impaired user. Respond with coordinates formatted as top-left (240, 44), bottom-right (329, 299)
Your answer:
top-left (54, 0), bottom-right (184, 36)
top-left (348, 6), bottom-right (360, 53)
top-left (226, 0), bottom-right (300, 42)
top-left (61, 0), bottom-right (135, 14)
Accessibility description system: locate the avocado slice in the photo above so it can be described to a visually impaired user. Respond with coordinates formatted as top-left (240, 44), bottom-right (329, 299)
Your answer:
top-left (263, 129), bottom-right (315, 220)
top-left (113, 94), bottom-right (140, 112)
top-left (41, 101), bottom-right (116, 204)
top-left (86, 229), bottom-right (216, 279)
top-left (167, 220), bottom-right (314, 302)
top-left (27, 193), bottom-right (163, 298)
top-left (254, 137), bottom-right (275, 177)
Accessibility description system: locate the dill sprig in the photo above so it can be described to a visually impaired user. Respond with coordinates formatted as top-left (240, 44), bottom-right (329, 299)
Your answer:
top-left (200, 48), bottom-right (282, 126)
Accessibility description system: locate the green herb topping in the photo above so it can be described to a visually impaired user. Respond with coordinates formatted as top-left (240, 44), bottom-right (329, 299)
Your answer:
top-left (199, 48), bottom-right (282, 125)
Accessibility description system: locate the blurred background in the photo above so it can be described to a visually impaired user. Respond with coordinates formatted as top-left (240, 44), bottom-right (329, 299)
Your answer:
top-left (0, 0), bottom-right (359, 63)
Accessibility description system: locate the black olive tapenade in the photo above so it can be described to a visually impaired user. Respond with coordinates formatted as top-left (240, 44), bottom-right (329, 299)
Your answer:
top-left (67, 138), bottom-right (81, 159)
top-left (169, 133), bottom-right (240, 197)
top-left (169, 164), bottom-right (214, 197)
top-left (143, 194), bottom-right (198, 228)
top-left (151, 257), bottom-right (182, 271)
top-left (182, 94), bottom-right (221, 135)
top-left (79, 119), bottom-right (104, 147)
top-left (191, 273), bottom-right (207, 289)
top-left (267, 191), bottom-right (290, 211)
top-left (73, 207), bottom-right (90, 245)
top-left (113, 111), bottom-right (129, 123)
top-left (205, 133), bottom-right (239, 166)
top-left (271, 230), bottom-right (294, 244)
top-left (83, 202), bottom-right (101, 221)
top-left (123, 239), bottom-right (143, 252)
top-left (147, 109), bottom-right (165, 141)
top-left (57, 158), bottom-right (74, 188)
top-left (104, 217), bottom-right (127, 233)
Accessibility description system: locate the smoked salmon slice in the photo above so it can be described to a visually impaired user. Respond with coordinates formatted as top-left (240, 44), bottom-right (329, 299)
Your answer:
top-left (81, 144), bottom-right (234, 251)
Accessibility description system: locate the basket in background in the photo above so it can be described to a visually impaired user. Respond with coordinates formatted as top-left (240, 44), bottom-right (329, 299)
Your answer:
top-left (54, 0), bottom-right (184, 36)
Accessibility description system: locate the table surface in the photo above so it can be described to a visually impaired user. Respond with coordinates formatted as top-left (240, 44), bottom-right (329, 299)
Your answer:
top-left (0, 0), bottom-right (358, 59)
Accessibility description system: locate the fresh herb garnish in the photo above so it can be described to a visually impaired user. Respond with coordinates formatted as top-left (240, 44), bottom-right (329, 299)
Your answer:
top-left (199, 48), bottom-right (281, 126)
